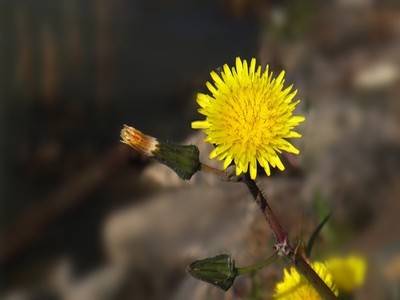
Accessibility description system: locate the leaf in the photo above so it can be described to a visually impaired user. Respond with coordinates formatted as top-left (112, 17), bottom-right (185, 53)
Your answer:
top-left (306, 212), bottom-right (331, 258)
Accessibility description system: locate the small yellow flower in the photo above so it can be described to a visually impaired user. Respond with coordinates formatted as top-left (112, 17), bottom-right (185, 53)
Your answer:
top-left (326, 255), bottom-right (367, 292)
top-left (274, 262), bottom-right (338, 300)
top-left (192, 57), bottom-right (305, 179)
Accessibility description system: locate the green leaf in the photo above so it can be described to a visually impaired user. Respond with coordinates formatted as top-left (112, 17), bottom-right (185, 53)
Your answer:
top-left (306, 212), bottom-right (331, 258)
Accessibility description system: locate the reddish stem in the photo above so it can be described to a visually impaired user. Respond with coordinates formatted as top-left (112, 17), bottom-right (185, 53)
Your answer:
top-left (241, 174), bottom-right (289, 246)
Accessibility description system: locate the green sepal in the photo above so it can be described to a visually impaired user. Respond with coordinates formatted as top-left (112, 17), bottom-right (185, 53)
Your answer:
top-left (187, 254), bottom-right (238, 291)
top-left (153, 142), bottom-right (201, 180)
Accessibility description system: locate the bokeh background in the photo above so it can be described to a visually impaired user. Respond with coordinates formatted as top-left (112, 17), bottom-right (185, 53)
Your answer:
top-left (1, 0), bottom-right (400, 299)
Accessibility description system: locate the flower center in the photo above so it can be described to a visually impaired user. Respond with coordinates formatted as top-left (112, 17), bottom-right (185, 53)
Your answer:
top-left (223, 86), bottom-right (273, 155)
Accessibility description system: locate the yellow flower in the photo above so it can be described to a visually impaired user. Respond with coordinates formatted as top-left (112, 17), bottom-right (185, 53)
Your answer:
top-left (326, 255), bottom-right (367, 292)
top-left (274, 262), bottom-right (338, 300)
top-left (192, 57), bottom-right (305, 179)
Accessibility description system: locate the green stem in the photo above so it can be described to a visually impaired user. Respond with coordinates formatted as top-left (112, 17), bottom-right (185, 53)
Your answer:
top-left (237, 253), bottom-right (279, 275)
top-left (200, 163), bottom-right (241, 182)
top-left (200, 163), bottom-right (226, 176)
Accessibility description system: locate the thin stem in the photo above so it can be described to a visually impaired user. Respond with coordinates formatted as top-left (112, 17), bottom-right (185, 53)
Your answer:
top-left (200, 163), bottom-right (226, 177)
top-left (241, 174), bottom-right (289, 246)
top-left (200, 163), bottom-right (241, 182)
top-left (241, 174), bottom-right (338, 300)
top-left (200, 164), bottom-right (338, 299)
top-left (237, 253), bottom-right (279, 275)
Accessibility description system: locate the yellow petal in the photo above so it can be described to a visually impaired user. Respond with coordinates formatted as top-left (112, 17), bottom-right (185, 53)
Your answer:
top-left (249, 159), bottom-right (257, 180)
top-left (209, 147), bottom-right (219, 159)
top-left (191, 121), bottom-right (209, 129)
top-left (223, 155), bottom-right (233, 169)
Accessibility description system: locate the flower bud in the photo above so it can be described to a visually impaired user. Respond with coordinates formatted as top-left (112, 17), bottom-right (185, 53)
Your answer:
top-left (120, 125), bottom-right (200, 180)
top-left (188, 254), bottom-right (238, 291)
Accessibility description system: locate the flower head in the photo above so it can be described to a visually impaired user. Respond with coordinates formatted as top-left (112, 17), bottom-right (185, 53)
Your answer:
top-left (192, 57), bottom-right (305, 179)
top-left (326, 255), bottom-right (367, 292)
top-left (274, 262), bottom-right (338, 300)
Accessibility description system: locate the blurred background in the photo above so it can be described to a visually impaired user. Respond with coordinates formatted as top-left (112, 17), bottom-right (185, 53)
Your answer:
top-left (1, 0), bottom-right (400, 299)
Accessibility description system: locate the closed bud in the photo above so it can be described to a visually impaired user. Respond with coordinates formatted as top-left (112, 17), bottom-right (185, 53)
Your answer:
top-left (188, 254), bottom-right (238, 291)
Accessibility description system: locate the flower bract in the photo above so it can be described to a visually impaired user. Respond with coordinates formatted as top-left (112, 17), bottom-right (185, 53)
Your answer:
top-left (192, 57), bottom-right (305, 179)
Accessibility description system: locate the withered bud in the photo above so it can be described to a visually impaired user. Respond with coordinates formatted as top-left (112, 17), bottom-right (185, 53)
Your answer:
top-left (120, 125), bottom-right (158, 156)
top-left (120, 125), bottom-right (200, 180)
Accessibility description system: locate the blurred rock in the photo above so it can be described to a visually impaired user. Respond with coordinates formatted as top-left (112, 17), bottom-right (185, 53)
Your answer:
top-left (301, 96), bottom-right (400, 299)
top-left (62, 265), bottom-right (128, 300)
top-left (102, 178), bottom-right (260, 299)
top-left (353, 61), bottom-right (399, 90)
top-left (303, 99), bottom-right (400, 221)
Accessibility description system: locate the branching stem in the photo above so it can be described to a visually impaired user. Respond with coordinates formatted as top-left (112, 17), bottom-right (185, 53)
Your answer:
top-left (200, 164), bottom-right (338, 300)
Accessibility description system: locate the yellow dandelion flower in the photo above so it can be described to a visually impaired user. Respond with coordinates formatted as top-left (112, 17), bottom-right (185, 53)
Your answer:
top-left (326, 255), bottom-right (367, 292)
top-left (274, 262), bottom-right (339, 300)
top-left (192, 57), bottom-right (305, 179)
